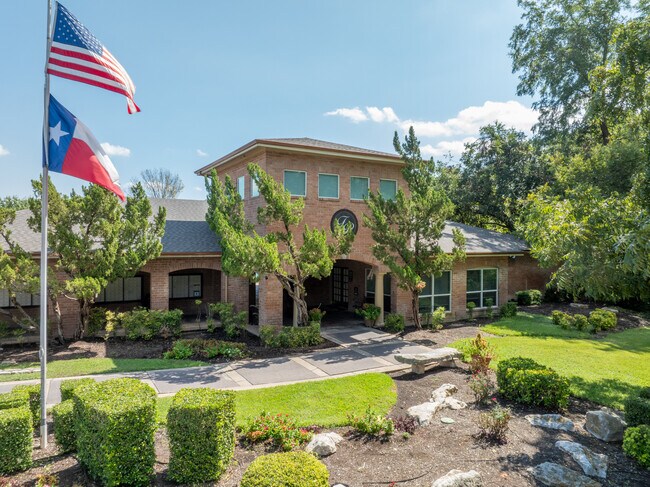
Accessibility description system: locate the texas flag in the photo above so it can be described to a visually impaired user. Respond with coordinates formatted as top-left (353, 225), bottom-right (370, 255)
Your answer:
top-left (46, 95), bottom-right (125, 201)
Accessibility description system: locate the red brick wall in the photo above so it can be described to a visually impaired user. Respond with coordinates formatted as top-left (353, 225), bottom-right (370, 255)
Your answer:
top-left (507, 253), bottom-right (552, 297)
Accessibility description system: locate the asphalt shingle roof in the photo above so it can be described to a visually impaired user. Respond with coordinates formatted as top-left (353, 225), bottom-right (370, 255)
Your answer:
top-left (438, 221), bottom-right (529, 254)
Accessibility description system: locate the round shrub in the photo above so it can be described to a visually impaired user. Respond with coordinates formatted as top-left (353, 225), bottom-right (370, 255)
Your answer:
top-left (383, 313), bottom-right (404, 333)
top-left (52, 400), bottom-right (76, 452)
top-left (496, 357), bottom-right (570, 410)
top-left (499, 302), bottom-right (518, 318)
top-left (0, 406), bottom-right (33, 475)
top-left (73, 378), bottom-right (156, 486)
top-left (11, 385), bottom-right (40, 430)
top-left (588, 309), bottom-right (617, 332)
top-left (515, 290), bottom-right (542, 306)
top-left (623, 425), bottom-right (650, 469)
top-left (625, 389), bottom-right (650, 427)
top-left (240, 452), bottom-right (329, 487)
top-left (60, 378), bottom-right (96, 402)
top-left (167, 388), bottom-right (236, 484)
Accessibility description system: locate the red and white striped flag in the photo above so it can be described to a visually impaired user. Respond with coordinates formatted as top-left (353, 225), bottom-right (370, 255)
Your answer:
top-left (47, 2), bottom-right (140, 114)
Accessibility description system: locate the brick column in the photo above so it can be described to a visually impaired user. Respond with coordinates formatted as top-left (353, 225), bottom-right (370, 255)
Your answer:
top-left (149, 268), bottom-right (169, 310)
top-left (258, 275), bottom-right (283, 325)
top-left (395, 285), bottom-right (413, 324)
top-left (452, 265), bottom-right (467, 319)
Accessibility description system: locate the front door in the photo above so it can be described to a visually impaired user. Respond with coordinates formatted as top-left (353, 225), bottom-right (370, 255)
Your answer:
top-left (332, 267), bottom-right (349, 306)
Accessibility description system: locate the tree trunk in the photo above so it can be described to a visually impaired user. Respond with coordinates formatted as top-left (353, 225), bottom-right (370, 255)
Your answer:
top-left (600, 119), bottom-right (610, 145)
top-left (411, 292), bottom-right (422, 329)
top-left (9, 295), bottom-right (38, 332)
top-left (48, 292), bottom-right (65, 344)
top-left (77, 299), bottom-right (91, 339)
top-left (292, 283), bottom-right (309, 326)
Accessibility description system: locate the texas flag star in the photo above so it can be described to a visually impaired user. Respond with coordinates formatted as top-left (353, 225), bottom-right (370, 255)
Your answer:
top-left (49, 121), bottom-right (69, 145)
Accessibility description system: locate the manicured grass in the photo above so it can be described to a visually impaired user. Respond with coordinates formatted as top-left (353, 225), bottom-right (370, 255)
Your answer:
top-left (156, 373), bottom-right (397, 427)
top-left (0, 358), bottom-right (206, 382)
top-left (452, 313), bottom-right (650, 409)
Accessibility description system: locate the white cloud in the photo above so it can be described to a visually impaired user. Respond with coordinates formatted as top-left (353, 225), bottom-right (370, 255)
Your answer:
top-left (366, 106), bottom-right (399, 123)
top-left (100, 142), bottom-right (131, 157)
top-left (0, 145), bottom-right (9, 156)
top-left (421, 137), bottom-right (477, 159)
top-left (196, 149), bottom-right (208, 157)
top-left (324, 107), bottom-right (368, 123)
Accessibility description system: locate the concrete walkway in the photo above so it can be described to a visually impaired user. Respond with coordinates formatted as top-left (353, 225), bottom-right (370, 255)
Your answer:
top-left (0, 325), bottom-right (438, 406)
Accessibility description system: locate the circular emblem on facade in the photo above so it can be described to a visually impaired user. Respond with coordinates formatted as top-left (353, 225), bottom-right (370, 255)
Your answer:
top-left (331, 209), bottom-right (358, 234)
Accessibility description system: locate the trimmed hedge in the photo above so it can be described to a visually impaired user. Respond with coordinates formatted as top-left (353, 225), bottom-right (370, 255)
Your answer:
top-left (73, 378), bottom-right (156, 486)
top-left (60, 378), bottom-right (97, 402)
top-left (13, 384), bottom-right (41, 429)
top-left (0, 389), bottom-right (29, 411)
top-left (52, 400), bottom-right (76, 453)
top-left (625, 388), bottom-right (650, 427)
top-left (496, 357), bottom-right (570, 410)
top-left (240, 451), bottom-right (329, 487)
top-left (0, 406), bottom-right (33, 475)
top-left (167, 388), bottom-right (236, 483)
top-left (499, 302), bottom-right (518, 318)
top-left (515, 290), bottom-right (542, 306)
top-left (623, 424), bottom-right (650, 469)
top-left (260, 322), bottom-right (322, 348)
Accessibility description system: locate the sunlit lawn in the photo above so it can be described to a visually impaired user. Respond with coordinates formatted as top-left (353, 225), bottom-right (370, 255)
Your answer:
top-left (452, 312), bottom-right (650, 409)
top-left (156, 372), bottom-right (397, 428)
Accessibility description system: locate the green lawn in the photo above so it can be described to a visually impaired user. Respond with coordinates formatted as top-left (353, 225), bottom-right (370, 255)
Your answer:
top-left (0, 358), bottom-right (206, 383)
top-left (452, 313), bottom-right (650, 409)
top-left (156, 373), bottom-right (397, 428)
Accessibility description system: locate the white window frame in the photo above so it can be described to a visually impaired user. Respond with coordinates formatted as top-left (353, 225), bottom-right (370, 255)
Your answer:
top-left (419, 271), bottom-right (452, 313)
top-left (237, 175), bottom-right (246, 199)
top-left (350, 176), bottom-right (370, 201)
top-left (251, 176), bottom-right (259, 197)
top-left (318, 173), bottom-right (339, 199)
top-left (379, 178), bottom-right (398, 200)
top-left (466, 268), bottom-right (499, 308)
top-left (283, 170), bottom-right (307, 197)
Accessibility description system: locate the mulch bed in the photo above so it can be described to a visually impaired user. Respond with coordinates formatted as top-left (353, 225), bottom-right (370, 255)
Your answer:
top-left (6, 366), bottom-right (650, 486)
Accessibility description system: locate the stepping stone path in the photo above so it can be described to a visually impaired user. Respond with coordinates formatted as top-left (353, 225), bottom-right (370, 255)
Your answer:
top-left (585, 408), bottom-right (627, 442)
top-left (556, 440), bottom-right (608, 479)
top-left (305, 432), bottom-right (343, 457)
top-left (525, 413), bottom-right (575, 431)
top-left (431, 469), bottom-right (481, 487)
top-left (530, 462), bottom-right (602, 487)
top-left (407, 384), bottom-right (467, 426)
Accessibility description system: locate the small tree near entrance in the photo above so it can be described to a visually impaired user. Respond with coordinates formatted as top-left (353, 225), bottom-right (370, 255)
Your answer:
top-left (205, 164), bottom-right (354, 326)
top-left (364, 128), bottom-right (466, 329)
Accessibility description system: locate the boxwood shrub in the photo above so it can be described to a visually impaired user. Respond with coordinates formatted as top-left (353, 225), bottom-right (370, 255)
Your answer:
top-left (496, 357), bottom-right (570, 410)
top-left (383, 313), bottom-right (405, 333)
top-left (0, 389), bottom-right (29, 411)
top-left (60, 378), bottom-right (97, 402)
top-left (260, 322), bottom-right (322, 348)
top-left (499, 302), bottom-right (518, 318)
top-left (0, 406), bottom-right (33, 475)
top-left (52, 399), bottom-right (76, 452)
top-left (167, 388), bottom-right (236, 483)
top-left (73, 378), bottom-right (156, 486)
top-left (13, 384), bottom-right (41, 429)
top-left (625, 388), bottom-right (650, 427)
top-left (515, 290), bottom-right (542, 306)
top-left (588, 309), bottom-right (617, 332)
top-left (240, 451), bottom-right (329, 487)
top-left (623, 424), bottom-right (650, 469)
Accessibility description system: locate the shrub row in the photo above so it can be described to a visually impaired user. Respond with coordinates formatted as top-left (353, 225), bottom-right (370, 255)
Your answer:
top-left (0, 406), bottom-right (32, 475)
top-left (625, 387), bottom-right (650, 427)
top-left (240, 451), bottom-right (329, 487)
top-left (260, 322), bottom-right (322, 348)
top-left (52, 400), bottom-right (76, 453)
top-left (12, 384), bottom-right (40, 429)
top-left (164, 338), bottom-right (247, 360)
top-left (515, 289), bottom-right (542, 306)
top-left (551, 309), bottom-right (617, 333)
top-left (0, 389), bottom-right (29, 412)
top-left (496, 357), bottom-right (570, 410)
top-left (89, 307), bottom-right (183, 340)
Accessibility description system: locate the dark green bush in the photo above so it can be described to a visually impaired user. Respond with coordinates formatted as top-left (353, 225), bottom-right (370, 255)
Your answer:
top-left (240, 451), bottom-right (329, 487)
top-left (499, 302), bottom-right (518, 318)
top-left (623, 425), bottom-right (650, 469)
top-left (625, 388), bottom-right (650, 427)
top-left (11, 385), bottom-right (40, 430)
top-left (260, 322), bottom-right (322, 348)
top-left (0, 389), bottom-right (29, 412)
top-left (164, 338), bottom-right (247, 360)
top-left (60, 378), bottom-right (96, 402)
top-left (167, 388), bottom-right (236, 484)
top-left (211, 302), bottom-right (247, 339)
top-left (52, 400), bottom-right (76, 452)
top-left (573, 314), bottom-right (589, 331)
top-left (73, 378), bottom-right (156, 486)
top-left (515, 290), bottom-right (542, 305)
top-left (551, 311), bottom-right (589, 331)
top-left (0, 406), bottom-right (32, 475)
top-left (383, 313), bottom-right (404, 333)
top-left (588, 309), bottom-right (617, 332)
top-left (496, 357), bottom-right (570, 410)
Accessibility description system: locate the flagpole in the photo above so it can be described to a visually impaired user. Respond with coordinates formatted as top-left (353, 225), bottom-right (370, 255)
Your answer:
top-left (39, 0), bottom-right (53, 449)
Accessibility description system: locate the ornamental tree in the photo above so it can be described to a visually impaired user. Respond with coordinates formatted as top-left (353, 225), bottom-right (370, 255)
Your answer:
top-left (205, 163), bottom-right (354, 326)
top-left (29, 180), bottom-right (166, 338)
top-left (363, 128), bottom-right (466, 329)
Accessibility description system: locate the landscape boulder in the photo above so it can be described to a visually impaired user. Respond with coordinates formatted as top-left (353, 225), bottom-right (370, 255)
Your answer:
top-left (525, 414), bottom-right (575, 431)
top-left (585, 409), bottom-right (627, 442)
top-left (555, 440), bottom-right (608, 479)
top-left (305, 432), bottom-right (343, 457)
top-left (530, 462), bottom-right (601, 487)
top-left (431, 469), bottom-right (481, 487)
top-left (407, 384), bottom-right (466, 425)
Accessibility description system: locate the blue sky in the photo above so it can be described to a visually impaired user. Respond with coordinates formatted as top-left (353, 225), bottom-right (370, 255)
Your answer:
top-left (0, 0), bottom-right (536, 199)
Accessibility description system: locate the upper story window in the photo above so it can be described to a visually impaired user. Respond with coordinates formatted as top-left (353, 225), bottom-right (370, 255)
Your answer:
top-left (380, 179), bottom-right (397, 200)
top-left (284, 170), bottom-right (307, 197)
top-left (237, 176), bottom-right (245, 199)
top-left (0, 289), bottom-right (39, 308)
top-left (169, 274), bottom-right (202, 299)
top-left (318, 173), bottom-right (339, 199)
top-left (350, 176), bottom-right (369, 201)
top-left (466, 268), bottom-right (498, 308)
top-left (251, 177), bottom-right (259, 197)
top-left (96, 276), bottom-right (142, 303)
top-left (419, 271), bottom-right (452, 312)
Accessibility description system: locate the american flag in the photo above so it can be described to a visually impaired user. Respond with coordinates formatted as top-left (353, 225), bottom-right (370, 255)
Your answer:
top-left (47, 2), bottom-right (140, 114)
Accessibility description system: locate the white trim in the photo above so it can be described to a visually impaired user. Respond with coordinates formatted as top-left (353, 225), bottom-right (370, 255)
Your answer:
top-left (350, 176), bottom-right (370, 201)
top-left (419, 270), bottom-right (452, 312)
top-left (318, 173), bottom-right (339, 199)
top-left (283, 169), bottom-right (307, 197)
top-left (237, 175), bottom-right (246, 199)
top-left (250, 174), bottom-right (259, 198)
top-left (379, 178), bottom-right (398, 199)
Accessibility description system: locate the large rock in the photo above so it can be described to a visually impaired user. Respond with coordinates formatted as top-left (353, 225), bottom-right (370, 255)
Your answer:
top-left (525, 414), bottom-right (575, 431)
top-left (305, 432), bottom-right (343, 457)
top-left (408, 402), bottom-right (442, 426)
top-left (431, 469), bottom-right (481, 487)
top-left (530, 462), bottom-right (602, 487)
top-left (431, 383), bottom-right (458, 402)
top-left (556, 440), bottom-right (608, 479)
top-left (585, 408), bottom-right (627, 442)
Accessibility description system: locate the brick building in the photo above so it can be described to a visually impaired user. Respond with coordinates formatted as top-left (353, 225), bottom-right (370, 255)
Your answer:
top-left (2, 138), bottom-right (550, 338)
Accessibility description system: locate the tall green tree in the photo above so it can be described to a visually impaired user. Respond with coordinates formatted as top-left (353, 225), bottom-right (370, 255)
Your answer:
top-left (29, 181), bottom-right (166, 338)
top-left (450, 123), bottom-right (550, 232)
top-left (205, 164), bottom-right (354, 326)
top-left (364, 128), bottom-right (466, 329)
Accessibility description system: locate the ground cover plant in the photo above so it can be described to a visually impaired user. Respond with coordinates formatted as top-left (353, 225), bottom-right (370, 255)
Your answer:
top-left (243, 412), bottom-right (314, 451)
top-left (348, 406), bottom-right (394, 438)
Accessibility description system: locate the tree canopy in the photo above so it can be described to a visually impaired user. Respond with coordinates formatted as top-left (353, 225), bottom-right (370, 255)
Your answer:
top-left (136, 168), bottom-right (185, 199)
